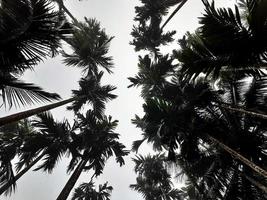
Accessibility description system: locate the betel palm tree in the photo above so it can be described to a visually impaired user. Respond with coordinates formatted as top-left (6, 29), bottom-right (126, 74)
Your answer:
top-left (130, 154), bottom-right (183, 200)
top-left (0, 0), bottom-right (70, 108)
top-left (128, 55), bottom-right (176, 99)
top-left (175, 0), bottom-right (267, 79)
top-left (132, 77), bottom-right (267, 199)
top-left (56, 110), bottom-right (128, 200)
top-left (0, 119), bottom-right (35, 195)
top-left (130, 0), bottom-right (177, 54)
top-left (0, 112), bottom-right (73, 195)
top-left (0, 72), bottom-right (117, 126)
top-left (62, 18), bottom-right (114, 76)
top-left (71, 181), bottom-right (113, 200)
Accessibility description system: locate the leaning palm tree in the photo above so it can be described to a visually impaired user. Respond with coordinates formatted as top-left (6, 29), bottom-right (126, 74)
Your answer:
top-left (130, 154), bottom-right (183, 200)
top-left (0, 72), bottom-right (117, 126)
top-left (0, 0), bottom-right (69, 107)
top-left (71, 181), bottom-right (113, 200)
top-left (56, 110), bottom-right (128, 200)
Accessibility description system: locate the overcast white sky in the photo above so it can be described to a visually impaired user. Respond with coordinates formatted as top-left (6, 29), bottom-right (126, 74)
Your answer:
top-left (0, 0), bottom-right (235, 199)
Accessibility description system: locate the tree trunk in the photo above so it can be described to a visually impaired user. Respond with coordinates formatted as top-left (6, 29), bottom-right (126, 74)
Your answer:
top-left (56, 159), bottom-right (88, 200)
top-left (161, 0), bottom-right (188, 30)
top-left (219, 103), bottom-right (267, 120)
top-left (56, 0), bottom-right (78, 23)
top-left (243, 174), bottom-right (267, 193)
top-left (0, 96), bottom-right (80, 127)
top-left (0, 152), bottom-right (45, 195)
top-left (208, 135), bottom-right (267, 179)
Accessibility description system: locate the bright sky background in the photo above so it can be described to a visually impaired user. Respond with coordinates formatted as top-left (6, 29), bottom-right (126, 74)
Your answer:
top-left (0, 0), bottom-right (235, 199)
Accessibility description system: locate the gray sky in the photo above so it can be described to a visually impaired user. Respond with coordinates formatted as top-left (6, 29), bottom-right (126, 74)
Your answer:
top-left (0, 0), bottom-right (235, 199)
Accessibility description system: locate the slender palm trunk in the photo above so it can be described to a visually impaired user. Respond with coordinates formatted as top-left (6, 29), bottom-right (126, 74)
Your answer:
top-left (208, 135), bottom-right (267, 179)
top-left (0, 152), bottom-right (45, 195)
top-left (219, 103), bottom-right (267, 120)
top-left (56, 159), bottom-right (88, 200)
top-left (0, 96), bottom-right (81, 127)
top-left (161, 0), bottom-right (188, 30)
top-left (243, 174), bottom-right (267, 193)
top-left (56, 0), bottom-right (78, 23)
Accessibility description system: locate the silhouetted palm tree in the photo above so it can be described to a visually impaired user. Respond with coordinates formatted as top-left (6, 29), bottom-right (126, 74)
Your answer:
top-left (0, 72), bottom-right (116, 126)
top-left (0, 112), bottom-right (72, 195)
top-left (71, 181), bottom-right (113, 200)
top-left (130, 154), bottom-right (182, 200)
top-left (0, 119), bottom-right (35, 195)
top-left (62, 18), bottom-right (114, 75)
top-left (56, 110), bottom-right (128, 200)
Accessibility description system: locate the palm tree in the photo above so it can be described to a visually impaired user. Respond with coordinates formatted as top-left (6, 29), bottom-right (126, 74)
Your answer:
top-left (0, 72), bottom-right (116, 126)
top-left (130, 154), bottom-right (183, 200)
top-left (0, 0), bottom-right (69, 107)
top-left (130, 0), bottom-right (177, 54)
top-left (175, 0), bottom-right (267, 79)
top-left (0, 112), bottom-right (72, 195)
top-left (132, 77), bottom-right (267, 198)
top-left (71, 181), bottom-right (113, 200)
top-left (62, 18), bottom-right (114, 75)
top-left (0, 119), bottom-right (35, 195)
top-left (56, 110), bottom-right (128, 200)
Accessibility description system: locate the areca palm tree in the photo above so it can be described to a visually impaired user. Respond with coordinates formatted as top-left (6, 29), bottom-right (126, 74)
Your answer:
top-left (130, 0), bottom-right (177, 54)
top-left (71, 181), bottom-right (113, 200)
top-left (62, 18), bottom-right (114, 75)
top-left (175, 0), bottom-right (267, 79)
top-left (0, 119), bottom-right (35, 195)
top-left (130, 154), bottom-right (183, 200)
top-left (132, 76), bottom-right (267, 199)
top-left (0, 0), bottom-right (70, 107)
top-left (0, 112), bottom-right (72, 195)
top-left (56, 110), bottom-right (128, 200)
top-left (0, 72), bottom-right (117, 126)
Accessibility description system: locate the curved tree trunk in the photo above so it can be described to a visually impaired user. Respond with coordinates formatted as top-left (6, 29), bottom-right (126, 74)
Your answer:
top-left (0, 96), bottom-right (81, 127)
top-left (0, 152), bottom-right (45, 195)
top-left (208, 135), bottom-right (267, 179)
top-left (161, 0), bottom-right (188, 30)
top-left (56, 159), bottom-right (88, 200)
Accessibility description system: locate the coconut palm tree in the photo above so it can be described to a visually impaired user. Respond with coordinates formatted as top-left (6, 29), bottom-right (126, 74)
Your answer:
top-left (130, 154), bottom-right (183, 200)
top-left (0, 72), bottom-right (117, 126)
top-left (0, 0), bottom-right (70, 107)
top-left (56, 110), bottom-right (128, 200)
top-left (71, 181), bottom-right (113, 200)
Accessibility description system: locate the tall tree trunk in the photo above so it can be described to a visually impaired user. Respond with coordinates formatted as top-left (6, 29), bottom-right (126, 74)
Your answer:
top-left (0, 96), bottom-right (82, 127)
top-left (219, 103), bottom-right (267, 120)
top-left (56, 0), bottom-right (78, 23)
top-left (0, 152), bottom-right (45, 195)
top-left (243, 174), bottom-right (267, 193)
top-left (56, 159), bottom-right (88, 200)
top-left (161, 0), bottom-right (188, 30)
top-left (208, 135), bottom-right (267, 179)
